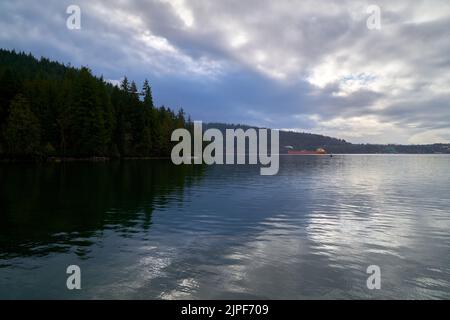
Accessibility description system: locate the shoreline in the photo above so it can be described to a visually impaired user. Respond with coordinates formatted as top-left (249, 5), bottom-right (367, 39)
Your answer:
top-left (1, 153), bottom-right (449, 164)
top-left (0, 156), bottom-right (172, 163)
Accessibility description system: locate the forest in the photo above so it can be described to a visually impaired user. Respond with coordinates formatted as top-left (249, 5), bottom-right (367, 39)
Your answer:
top-left (0, 49), bottom-right (189, 160)
top-left (1, 49), bottom-right (449, 160)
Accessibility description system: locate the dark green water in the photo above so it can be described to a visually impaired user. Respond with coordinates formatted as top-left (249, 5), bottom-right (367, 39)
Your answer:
top-left (1, 155), bottom-right (450, 299)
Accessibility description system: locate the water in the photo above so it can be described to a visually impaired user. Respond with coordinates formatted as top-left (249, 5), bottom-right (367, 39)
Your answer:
top-left (1, 155), bottom-right (450, 299)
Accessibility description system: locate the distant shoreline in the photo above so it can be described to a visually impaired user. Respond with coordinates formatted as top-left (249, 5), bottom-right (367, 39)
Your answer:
top-left (0, 156), bottom-right (172, 163)
top-left (1, 153), bottom-right (449, 164)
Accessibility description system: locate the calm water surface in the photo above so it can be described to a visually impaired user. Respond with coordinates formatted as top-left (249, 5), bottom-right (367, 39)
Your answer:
top-left (1, 155), bottom-right (450, 299)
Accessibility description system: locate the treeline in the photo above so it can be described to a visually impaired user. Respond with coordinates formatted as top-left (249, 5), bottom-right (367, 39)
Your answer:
top-left (280, 130), bottom-right (449, 154)
top-left (0, 49), bottom-right (189, 159)
top-left (207, 123), bottom-right (450, 154)
top-left (323, 143), bottom-right (450, 154)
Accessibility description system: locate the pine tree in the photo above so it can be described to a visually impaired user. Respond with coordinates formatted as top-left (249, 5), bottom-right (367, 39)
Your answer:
top-left (3, 94), bottom-right (41, 157)
top-left (130, 81), bottom-right (138, 98)
top-left (71, 67), bottom-right (108, 156)
top-left (0, 69), bottom-right (19, 139)
top-left (142, 79), bottom-right (154, 108)
top-left (120, 76), bottom-right (129, 93)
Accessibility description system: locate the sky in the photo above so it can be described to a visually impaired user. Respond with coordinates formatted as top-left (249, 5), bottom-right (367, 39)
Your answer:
top-left (1, 0), bottom-right (450, 144)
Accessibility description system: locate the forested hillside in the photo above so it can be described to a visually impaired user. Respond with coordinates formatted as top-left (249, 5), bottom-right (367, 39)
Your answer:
top-left (0, 49), bottom-right (189, 159)
top-left (206, 123), bottom-right (450, 154)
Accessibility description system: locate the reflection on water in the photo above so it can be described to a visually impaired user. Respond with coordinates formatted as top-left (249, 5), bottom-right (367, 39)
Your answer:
top-left (1, 156), bottom-right (450, 299)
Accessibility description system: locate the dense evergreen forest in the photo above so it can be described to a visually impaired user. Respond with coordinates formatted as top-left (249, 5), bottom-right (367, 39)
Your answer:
top-left (0, 49), bottom-right (189, 159)
top-left (1, 49), bottom-right (449, 159)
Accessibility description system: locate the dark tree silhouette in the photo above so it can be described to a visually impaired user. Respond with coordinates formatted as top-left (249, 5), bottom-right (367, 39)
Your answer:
top-left (0, 49), bottom-right (190, 159)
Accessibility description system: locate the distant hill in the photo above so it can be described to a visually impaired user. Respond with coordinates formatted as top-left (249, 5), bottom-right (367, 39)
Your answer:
top-left (204, 122), bottom-right (450, 154)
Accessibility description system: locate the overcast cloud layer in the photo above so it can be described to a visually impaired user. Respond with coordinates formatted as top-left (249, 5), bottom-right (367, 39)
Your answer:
top-left (1, 0), bottom-right (450, 144)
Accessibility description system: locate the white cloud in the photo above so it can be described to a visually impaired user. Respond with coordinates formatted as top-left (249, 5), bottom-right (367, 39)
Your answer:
top-left (408, 129), bottom-right (450, 145)
top-left (161, 0), bottom-right (194, 28)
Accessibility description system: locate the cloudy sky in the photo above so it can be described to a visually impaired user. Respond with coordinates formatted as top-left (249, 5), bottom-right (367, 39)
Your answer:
top-left (1, 0), bottom-right (450, 144)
